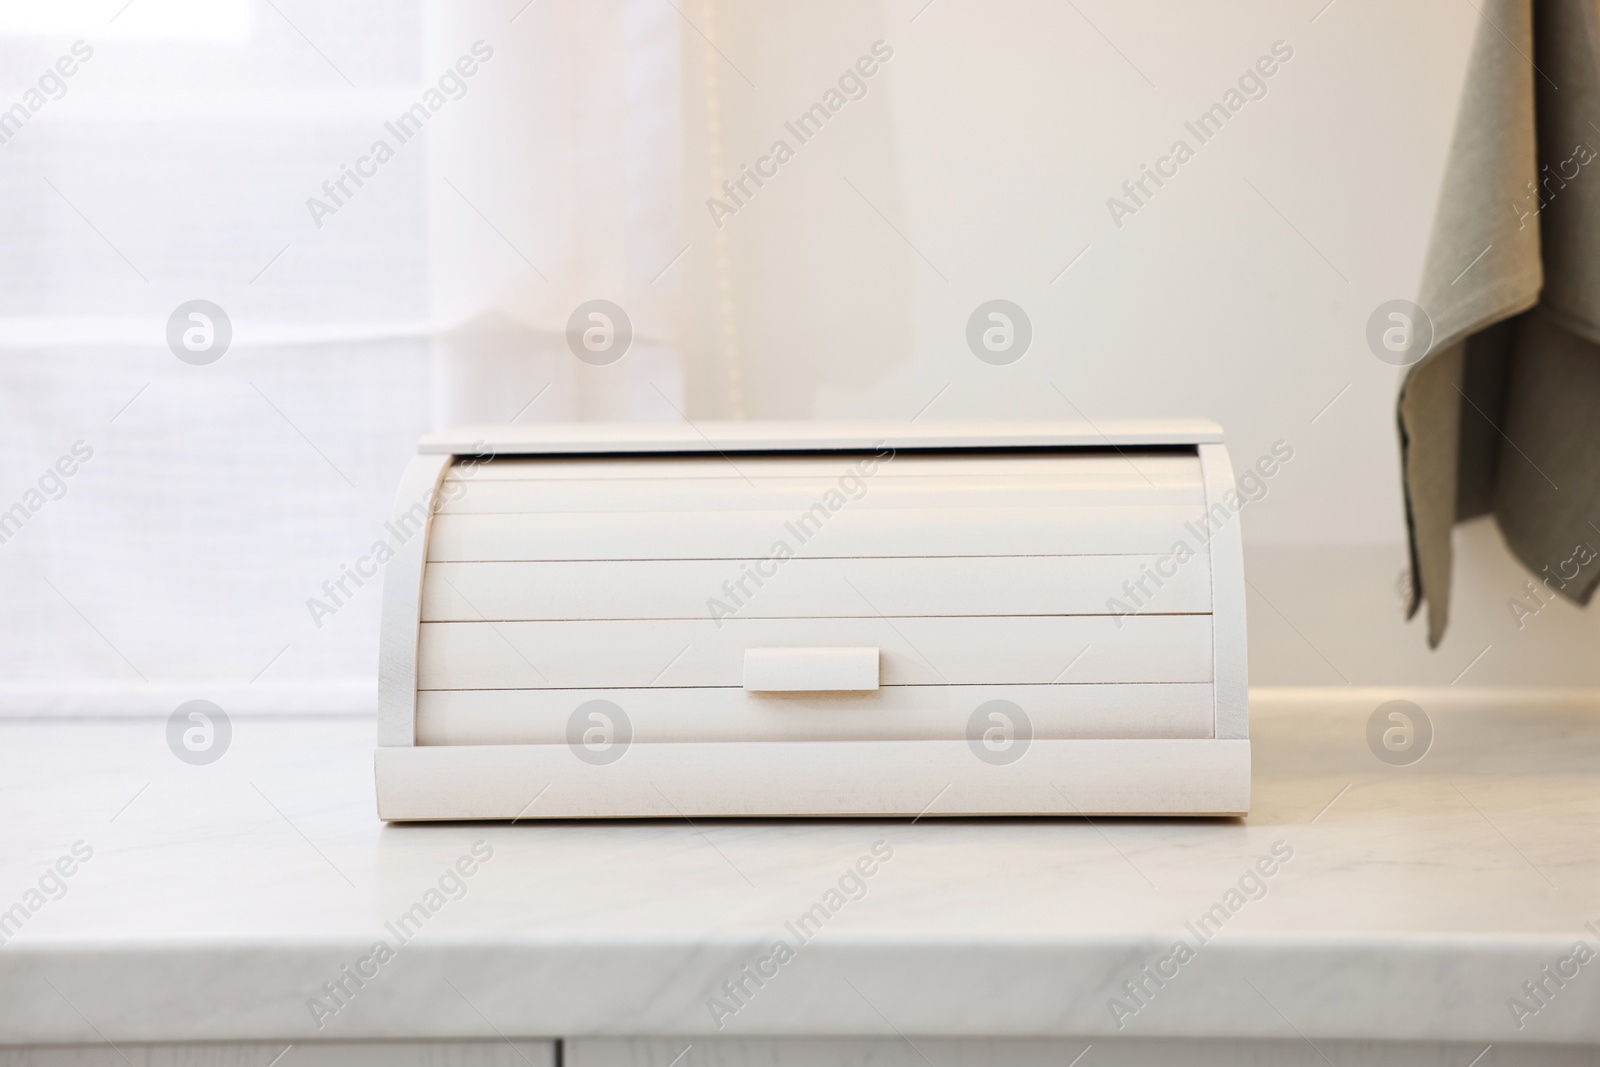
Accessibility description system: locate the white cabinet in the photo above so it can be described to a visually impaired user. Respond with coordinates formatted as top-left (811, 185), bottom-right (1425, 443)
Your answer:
top-left (375, 421), bottom-right (1248, 819)
top-left (567, 1036), bottom-right (1571, 1067)
top-left (0, 1044), bottom-right (552, 1067)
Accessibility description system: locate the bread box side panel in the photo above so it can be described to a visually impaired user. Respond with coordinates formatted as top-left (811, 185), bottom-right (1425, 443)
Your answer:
top-left (1198, 442), bottom-right (1248, 740)
top-left (376, 452), bottom-right (452, 747)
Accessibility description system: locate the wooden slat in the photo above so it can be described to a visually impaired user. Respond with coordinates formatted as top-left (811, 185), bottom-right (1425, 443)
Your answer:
top-left (427, 506), bottom-right (1206, 561)
top-left (416, 615), bottom-right (1212, 689)
top-left (447, 453), bottom-right (1201, 484)
top-left (421, 556), bottom-right (1211, 620)
top-left (416, 683), bottom-right (1215, 744)
top-left (436, 476), bottom-right (1202, 514)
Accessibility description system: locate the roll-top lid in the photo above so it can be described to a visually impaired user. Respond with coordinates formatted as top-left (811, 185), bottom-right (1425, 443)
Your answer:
top-left (418, 419), bottom-right (1223, 456)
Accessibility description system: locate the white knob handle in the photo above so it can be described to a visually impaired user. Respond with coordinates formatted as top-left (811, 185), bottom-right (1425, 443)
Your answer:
top-left (743, 647), bottom-right (880, 692)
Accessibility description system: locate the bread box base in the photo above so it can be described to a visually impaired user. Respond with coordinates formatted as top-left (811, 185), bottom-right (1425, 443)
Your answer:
top-left (376, 739), bottom-right (1250, 820)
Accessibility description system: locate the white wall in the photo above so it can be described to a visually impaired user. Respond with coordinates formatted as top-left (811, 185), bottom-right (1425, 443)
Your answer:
top-left (630, 0), bottom-right (1600, 688)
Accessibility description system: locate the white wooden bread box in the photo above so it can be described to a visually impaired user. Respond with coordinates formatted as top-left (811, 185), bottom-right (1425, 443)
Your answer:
top-left (375, 421), bottom-right (1249, 819)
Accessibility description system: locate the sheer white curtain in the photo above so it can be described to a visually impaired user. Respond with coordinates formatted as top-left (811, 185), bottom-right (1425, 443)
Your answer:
top-left (0, 0), bottom-right (696, 714)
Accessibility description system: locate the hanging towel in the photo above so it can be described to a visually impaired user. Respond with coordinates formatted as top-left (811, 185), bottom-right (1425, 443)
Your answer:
top-left (1400, 0), bottom-right (1600, 645)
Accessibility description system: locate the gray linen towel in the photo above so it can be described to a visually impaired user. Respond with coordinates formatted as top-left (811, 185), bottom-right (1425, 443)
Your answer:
top-left (1400, 0), bottom-right (1600, 645)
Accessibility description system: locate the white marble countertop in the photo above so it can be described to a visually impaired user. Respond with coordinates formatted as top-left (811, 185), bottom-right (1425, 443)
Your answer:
top-left (2, 694), bottom-right (1597, 1046)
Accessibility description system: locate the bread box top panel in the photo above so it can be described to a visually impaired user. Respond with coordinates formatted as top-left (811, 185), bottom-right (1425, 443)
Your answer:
top-left (425, 450), bottom-right (1209, 562)
top-left (417, 419), bottom-right (1223, 456)
top-left (435, 452), bottom-right (1203, 511)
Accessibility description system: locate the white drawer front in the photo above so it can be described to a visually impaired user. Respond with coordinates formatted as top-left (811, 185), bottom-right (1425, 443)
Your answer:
top-left (416, 615), bottom-right (1213, 689)
top-left (421, 555), bottom-right (1211, 621)
top-left (416, 683), bottom-right (1214, 743)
